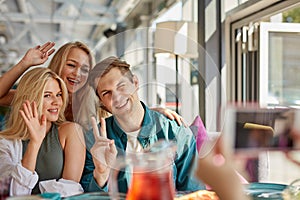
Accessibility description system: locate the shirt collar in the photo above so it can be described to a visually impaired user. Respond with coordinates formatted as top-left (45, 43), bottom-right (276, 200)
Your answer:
top-left (110, 101), bottom-right (153, 147)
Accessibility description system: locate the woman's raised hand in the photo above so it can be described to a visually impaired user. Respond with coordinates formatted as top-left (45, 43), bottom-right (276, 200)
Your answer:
top-left (20, 41), bottom-right (55, 69)
top-left (90, 117), bottom-right (117, 187)
top-left (19, 100), bottom-right (46, 145)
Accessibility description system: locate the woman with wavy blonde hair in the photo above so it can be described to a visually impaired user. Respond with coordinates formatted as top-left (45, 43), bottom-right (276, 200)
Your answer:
top-left (0, 67), bottom-right (85, 196)
top-left (1, 68), bottom-right (67, 139)
top-left (47, 41), bottom-right (104, 130)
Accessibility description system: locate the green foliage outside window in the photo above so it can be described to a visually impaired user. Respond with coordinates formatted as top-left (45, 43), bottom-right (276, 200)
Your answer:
top-left (283, 7), bottom-right (300, 23)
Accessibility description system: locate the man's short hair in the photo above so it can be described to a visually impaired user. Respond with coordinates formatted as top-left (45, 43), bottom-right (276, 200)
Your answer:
top-left (88, 56), bottom-right (134, 95)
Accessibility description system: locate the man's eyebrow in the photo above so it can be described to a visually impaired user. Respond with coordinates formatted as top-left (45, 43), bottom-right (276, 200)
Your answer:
top-left (98, 88), bottom-right (107, 94)
top-left (116, 78), bottom-right (127, 87)
top-left (99, 84), bottom-right (112, 94)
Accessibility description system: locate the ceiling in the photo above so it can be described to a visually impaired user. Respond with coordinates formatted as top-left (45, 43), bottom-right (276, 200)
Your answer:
top-left (0, 0), bottom-right (176, 73)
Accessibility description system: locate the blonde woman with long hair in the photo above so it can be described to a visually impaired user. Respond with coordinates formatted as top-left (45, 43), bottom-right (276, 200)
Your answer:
top-left (0, 67), bottom-right (85, 196)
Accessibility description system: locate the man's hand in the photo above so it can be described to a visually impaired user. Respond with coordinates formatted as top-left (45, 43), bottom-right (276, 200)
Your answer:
top-left (90, 117), bottom-right (117, 187)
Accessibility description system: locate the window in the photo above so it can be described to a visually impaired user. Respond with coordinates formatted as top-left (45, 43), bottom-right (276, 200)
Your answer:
top-left (260, 22), bottom-right (300, 107)
top-left (225, 0), bottom-right (300, 185)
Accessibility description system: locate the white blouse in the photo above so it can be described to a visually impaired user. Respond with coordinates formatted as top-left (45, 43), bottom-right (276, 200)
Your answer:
top-left (0, 138), bottom-right (83, 197)
top-left (0, 138), bottom-right (38, 196)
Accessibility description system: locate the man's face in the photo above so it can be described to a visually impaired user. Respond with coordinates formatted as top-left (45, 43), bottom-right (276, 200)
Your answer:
top-left (96, 67), bottom-right (139, 116)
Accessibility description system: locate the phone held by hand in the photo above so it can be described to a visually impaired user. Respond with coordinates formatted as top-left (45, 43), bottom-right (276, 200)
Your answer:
top-left (223, 106), bottom-right (300, 157)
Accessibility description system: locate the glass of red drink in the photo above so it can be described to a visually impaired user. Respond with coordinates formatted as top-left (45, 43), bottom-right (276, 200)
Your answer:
top-left (109, 140), bottom-right (177, 200)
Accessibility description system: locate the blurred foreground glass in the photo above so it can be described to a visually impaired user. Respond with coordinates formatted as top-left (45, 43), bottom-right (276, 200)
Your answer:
top-left (282, 179), bottom-right (300, 200)
top-left (0, 176), bottom-right (11, 200)
top-left (109, 140), bottom-right (177, 200)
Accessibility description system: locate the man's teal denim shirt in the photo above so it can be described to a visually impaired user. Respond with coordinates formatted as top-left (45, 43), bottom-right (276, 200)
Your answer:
top-left (81, 102), bottom-right (205, 193)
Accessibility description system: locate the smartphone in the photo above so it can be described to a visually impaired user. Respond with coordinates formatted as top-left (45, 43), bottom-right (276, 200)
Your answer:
top-left (223, 106), bottom-right (298, 156)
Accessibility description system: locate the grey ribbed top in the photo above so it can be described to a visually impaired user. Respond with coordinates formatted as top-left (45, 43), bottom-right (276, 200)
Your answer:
top-left (22, 124), bottom-right (64, 194)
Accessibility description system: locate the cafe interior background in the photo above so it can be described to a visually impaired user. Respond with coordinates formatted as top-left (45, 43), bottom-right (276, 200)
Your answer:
top-left (1, 0), bottom-right (300, 187)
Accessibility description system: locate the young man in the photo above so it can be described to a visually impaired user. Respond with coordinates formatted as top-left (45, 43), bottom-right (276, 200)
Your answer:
top-left (81, 56), bottom-right (205, 193)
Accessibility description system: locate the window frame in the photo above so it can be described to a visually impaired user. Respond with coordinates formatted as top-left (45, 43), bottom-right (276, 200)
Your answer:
top-left (225, 0), bottom-right (300, 103)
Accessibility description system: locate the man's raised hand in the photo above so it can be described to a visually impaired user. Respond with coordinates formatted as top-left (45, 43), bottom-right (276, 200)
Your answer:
top-left (90, 117), bottom-right (117, 187)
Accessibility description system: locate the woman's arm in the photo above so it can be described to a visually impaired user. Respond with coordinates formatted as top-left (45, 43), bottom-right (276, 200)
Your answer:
top-left (0, 139), bottom-right (39, 196)
top-left (0, 42), bottom-right (55, 104)
top-left (58, 122), bottom-right (86, 182)
top-left (0, 100), bottom-right (47, 196)
top-left (150, 107), bottom-right (186, 126)
top-left (0, 91), bottom-right (16, 106)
